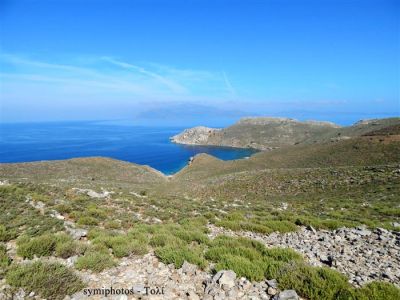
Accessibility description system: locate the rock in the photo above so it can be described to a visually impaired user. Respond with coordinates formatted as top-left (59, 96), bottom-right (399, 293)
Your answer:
top-left (182, 261), bottom-right (197, 276)
top-left (213, 270), bottom-right (236, 288)
top-left (392, 222), bottom-right (400, 228)
top-left (275, 290), bottom-right (299, 300)
top-left (170, 126), bottom-right (219, 145)
top-left (66, 255), bottom-right (78, 267)
top-left (187, 290), bottom-right (200, 300)
top-left (266, 279), bottom-right (278, 289)
top-left (306, 225), bottom-right (317, 234)
top-left (66, 228), bottom-right (87, 240)
top-left (267, 287), bottom-right (278, 296)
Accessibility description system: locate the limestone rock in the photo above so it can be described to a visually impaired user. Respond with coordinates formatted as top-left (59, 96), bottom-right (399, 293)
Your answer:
top-left (275, 290), bottom-right (299, 300)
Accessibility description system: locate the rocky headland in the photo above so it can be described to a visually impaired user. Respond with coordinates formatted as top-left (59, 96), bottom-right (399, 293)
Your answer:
top-left (170, 117), bottom-right (400, 150)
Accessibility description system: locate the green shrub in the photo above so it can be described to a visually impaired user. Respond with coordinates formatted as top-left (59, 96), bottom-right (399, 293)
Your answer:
top-left (261, 257), bottom-right (287, 279)
top-left (55, 204), bottom-right (72, 214)
top-left (16, 233), bottom-right (81, 259)
top-left (6, 261), bottom-right (84, 300)
top-left (205, 245), bottom-right (262, 262)
top-left (104, 220), bottom-right (121, 229)
top-left (215, 220), bottom-right (243, 231)
top-left (149, 233), bottom-right (179, 247)
top-left (155, 245), bottom-right (207, 269)
top-left (215, 254), bottom-right (265, 281)
top-left (173, 229), bottom-right (209, 244)
top-left (205, 236), bottom-right (309, 283)
top-left (17, 234), bottom-right (57, 259)
top-left (55, 239), bottom-right (86, 259)
top-left (0, 243), bottom-right (11, 277)
top-left (89, 230), bottom-right (149, 258)
top-left (0, 225), bottom-right (10, 242)
top-left (75, 246), bottom-right (116, 272)
top-left (77, 216), bottom-right (99, 226)
top-left (356, 281), bottom-right (400, 300)
top-left (106, 236), bottom-right (148, 258)
top-left (263, 247), bottom-right (303, 262)
top-left (262, 220), bottom-right (297, 233)
top-left (241, 222), bottom-right (273, 234)
top-left (86, 207), bottom-right (107, 220)
top-left (277, 262), bottom-right (353, 300)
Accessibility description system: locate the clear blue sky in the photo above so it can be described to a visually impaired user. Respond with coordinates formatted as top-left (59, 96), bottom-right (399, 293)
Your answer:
top-left (0, 0), bottom-right (399, 125)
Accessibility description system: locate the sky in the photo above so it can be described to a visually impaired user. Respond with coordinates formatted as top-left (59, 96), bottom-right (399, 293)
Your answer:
top-left (0, 0), bottom-right (399, 125)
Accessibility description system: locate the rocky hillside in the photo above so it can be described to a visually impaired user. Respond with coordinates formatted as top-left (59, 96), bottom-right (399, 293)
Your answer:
top-left (1, 117), bottom-right (400, 300)
top-left (171, 117), bottom-right (400, 150)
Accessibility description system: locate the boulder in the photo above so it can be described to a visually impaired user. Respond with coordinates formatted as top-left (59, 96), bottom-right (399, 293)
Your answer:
top-left (274, 290), bottom-right (299, 300)
top-left (213, 270), bottom-right (236, 289)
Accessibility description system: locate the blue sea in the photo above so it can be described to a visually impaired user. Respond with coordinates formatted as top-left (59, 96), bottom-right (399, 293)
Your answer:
top-left (0, 121), bottom-right (257, 174)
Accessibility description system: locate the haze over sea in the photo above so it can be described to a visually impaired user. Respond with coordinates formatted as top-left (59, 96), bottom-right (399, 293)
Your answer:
top-left (0, 121), bottom-right (257, 175)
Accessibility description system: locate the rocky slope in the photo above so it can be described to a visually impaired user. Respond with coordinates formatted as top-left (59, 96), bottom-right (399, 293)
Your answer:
top-left (1, 117), bottom-right (400, 300)
top-left (171, 117), bottom-right (400, 150)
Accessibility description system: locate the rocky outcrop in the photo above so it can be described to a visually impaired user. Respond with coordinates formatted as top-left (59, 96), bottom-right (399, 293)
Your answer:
top-left (170, 126), bottom-right (220, 145)
top-left (170, 117), bottom-right (342, 150)
top-left (170, 117), bottom-right (400, 151)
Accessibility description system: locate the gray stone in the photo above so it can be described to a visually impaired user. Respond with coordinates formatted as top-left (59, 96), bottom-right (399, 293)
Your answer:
top-left (213, 270), bottom-right (236, 289)
top-left (306, 225), bottom-right (317, 234)
top-left (267, 287), bottom-right (278, 296)
top-left (266, 279), bottom-right (278, 288)
top-left (275, 290), bottom-right (299, 300)
top-left (132, 284), bottom-right (147, 295)
top-left (182, 261), bottom-right (197, 276)
top-left (187, 290), bottom-right (200, 300)
top-left (66, 255), bottom-right (78, 267)
top-left (67, 228), bottom-right (87, 240)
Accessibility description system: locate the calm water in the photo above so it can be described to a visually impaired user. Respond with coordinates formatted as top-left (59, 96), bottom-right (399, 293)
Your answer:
top-left (0, 121), bottom-right (257, 174)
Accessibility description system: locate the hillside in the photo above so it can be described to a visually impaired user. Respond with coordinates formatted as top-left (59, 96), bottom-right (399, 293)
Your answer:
top-left (171, 117), bottom-right (400, 150)
top-left (0, 118), bottom-right (399, 300)
top-left (0, 157), bottom-right (166, 190)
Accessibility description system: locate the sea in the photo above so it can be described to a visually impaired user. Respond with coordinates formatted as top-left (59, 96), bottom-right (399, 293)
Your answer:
top-left (0, 121), bottom-right (258, 175)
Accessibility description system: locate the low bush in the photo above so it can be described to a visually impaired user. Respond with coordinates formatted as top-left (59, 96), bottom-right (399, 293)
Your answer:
top-left (6, 261), bottom-right (84, 300)
top-left (106, 236), bottom-right (148, 258)
top-left (104, 220), bottom-right (121, 229)
top-left (89, 229), bottom-right (149, 258)
top-left (356, 281), bottom-right (400, 300)
top-left (55, 239), bottom-right (86, 259)
top-left (75, 245), bottom-right (116, 272)
top-left (16, 234), bottom-right (57, 259)
top-left (149, 233), bottom-right (183, 247)
top-left (205, 236), bottom-right (305, 281)
top-left (0, 243), bottom-right (11, 277)
top-left (276, 262), bottom-right (354, 300)
top-left (215, 254), bottom-right (265, 281)
top-left (16, 233), bottom-right (81, 259)
top-left (155, 245), bottom-right (207, 269)
top-left (77, 216), bottom-right (99, 226)
top-left (54, 203), bottom-right (72, 214)
top-left (0, 225), bottom-right (10, 242)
